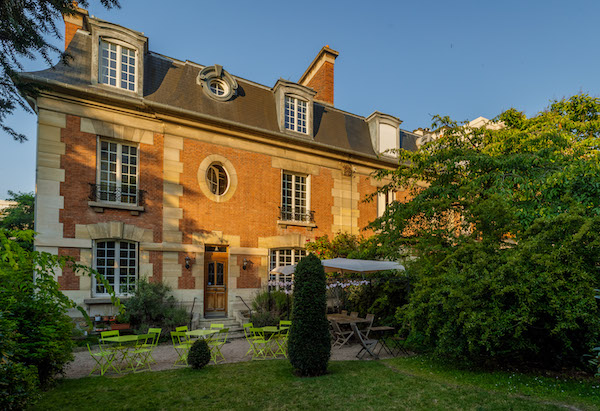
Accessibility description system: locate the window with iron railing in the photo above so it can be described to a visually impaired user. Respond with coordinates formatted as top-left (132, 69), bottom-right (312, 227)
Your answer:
top-left (280, 172), bottom-right (313, 223)
top-left (93, 140), bottom-right (143, 206)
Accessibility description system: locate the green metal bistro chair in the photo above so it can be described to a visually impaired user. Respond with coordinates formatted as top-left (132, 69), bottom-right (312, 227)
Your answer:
top-left (130, 334), bottom-right (153, 373)
top-left (175, 326), bottom-right (193, 346)
top-left (100, 330), bottom-right (120, 340)
top-left (274, 321), bottom-right (291, 358)
top-left (143, 328), bottom-right (162, 364)
top-left (87, 343), bottom-right (117, 376)
top-left (243, 322), bottom-right (259, 357)
top-left (248, 328), bottom-right (269, 360)
top-left (171, 331), bottom-right (191, 366)
top-left (210, 323), bottom-right (224, 329)
top-left (208, 327), bottom-right (229, 363)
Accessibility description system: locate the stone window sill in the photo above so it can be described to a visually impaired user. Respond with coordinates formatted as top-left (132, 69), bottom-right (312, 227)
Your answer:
top-left (88, 201), bottom-right (144, 215)
top-left (277, 220), bottom-right (316, 230)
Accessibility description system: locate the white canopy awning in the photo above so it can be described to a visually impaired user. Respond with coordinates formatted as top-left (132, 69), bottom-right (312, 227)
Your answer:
top-left (322, 258), bottom-right (405, 274)
top-left (270, 258), bottom-right (404, 275)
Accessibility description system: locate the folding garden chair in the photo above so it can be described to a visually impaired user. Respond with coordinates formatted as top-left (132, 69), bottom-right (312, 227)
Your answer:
top-left (331, 320), bottom-right (354, 349)
top-left (248, 327), bottom-right (269, 360)
top-left (175, 325), bottom-right (193, 346)
top-left (274, 323), bottom-right (291, 358)
top-left (131, 334), bottom-right (153, 373)
top-left (208, 327), bottom-right (229, 363)
top-left (243, 322), bottom-right (260, 357)
top-left (142, 328), bottom-right (162, 364)
top-left (210, 323), bottom-right (224, 329)
top-left (100, 330), bottom-right (120, 340)
top-left (87, 343), bottom-right (117, 376)
top-left (171, 331), bottom-right (191, 366)
top-left (350, 311), bottom-right (359, 318)
top-left (351, 322), bottom-right (379, 360)
top-left (363, 314), bottom-right (375, 338)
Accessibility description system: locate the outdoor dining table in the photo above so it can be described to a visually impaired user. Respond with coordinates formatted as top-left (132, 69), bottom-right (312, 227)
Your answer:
top-left (186, 329), bottom-right (219, 339)
top-left (327, 314), bottom-right (371, 325)
top-left (102, 333), bottom-right (152, 373)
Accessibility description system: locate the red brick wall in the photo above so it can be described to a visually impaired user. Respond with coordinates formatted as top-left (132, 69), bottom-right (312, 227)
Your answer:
top-left (236, 255), bottom-right (261, 288)
top-left (59, 116), bottom-right (164, 242)
top-left (64, 21), bottom-right (80, 50)
top-left (178, 252), bottom-right (196, 289)
top-left (306, 61), bottom-right (335, 105)
top-left (58, 247), bottom-right (81, 290)
top-left (179, 138), bottom-right (334, 248)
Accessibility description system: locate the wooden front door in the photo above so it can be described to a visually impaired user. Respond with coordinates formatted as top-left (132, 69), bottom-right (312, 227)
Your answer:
top-left (204, 251), bottom-right (228, 315)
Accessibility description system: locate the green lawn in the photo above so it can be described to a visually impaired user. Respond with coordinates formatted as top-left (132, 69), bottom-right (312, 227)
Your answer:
top-left (33, 358), bottom-right (600, 410)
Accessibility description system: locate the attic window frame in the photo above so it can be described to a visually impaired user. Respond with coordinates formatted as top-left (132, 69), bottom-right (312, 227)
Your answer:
top-left (197, 65), bottom-right (238, 102)
top-left (98, 38), bottom-right (138, 93)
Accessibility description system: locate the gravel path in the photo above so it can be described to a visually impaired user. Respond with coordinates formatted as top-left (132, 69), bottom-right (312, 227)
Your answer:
top-left (66, 339), bottom-right (403, 379)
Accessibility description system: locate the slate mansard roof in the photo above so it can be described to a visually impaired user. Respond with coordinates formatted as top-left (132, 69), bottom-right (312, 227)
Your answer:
top-left (21, 24), bottom-right (419, 162)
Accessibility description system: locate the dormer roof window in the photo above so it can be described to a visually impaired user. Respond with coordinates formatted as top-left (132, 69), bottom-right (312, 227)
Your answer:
top-left (273, 80), bottom-right (316, 139)
top-left (99, 39), bottom-right (137, 91)
top-left (197, 65), bottom-right (238, 101)
top-left (284, 96), bottom-right (308, 134)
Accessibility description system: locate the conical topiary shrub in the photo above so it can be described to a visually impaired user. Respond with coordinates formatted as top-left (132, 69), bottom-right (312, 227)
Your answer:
top-left (288, 253), bottom-right (331, 376)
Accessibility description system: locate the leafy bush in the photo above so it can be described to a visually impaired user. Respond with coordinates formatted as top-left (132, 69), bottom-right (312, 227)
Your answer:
top-left (188, 339), bottom-right (211, 369)
top-left (0, 228), bottom-right (121, 406)
top-left (288, 253), bottom-right (330, 376)
top-left (343, 272), bottom-right (412, 325)
top-left (400, 213), bottom-right (600, 368)
top-left (0, 360), bottom-right (39, 410)
top-left (251, 289), bottom-right (292, 321)
top-left (250, 311), bottom-right (280, 327)
top-left (121, 280), bottom-right (189, 334)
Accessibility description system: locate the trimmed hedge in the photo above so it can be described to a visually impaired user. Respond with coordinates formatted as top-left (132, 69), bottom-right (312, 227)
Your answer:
top-left (188, 339), bottom-right (211, 369)
top-left (288, 253), bottom-right (331, 376)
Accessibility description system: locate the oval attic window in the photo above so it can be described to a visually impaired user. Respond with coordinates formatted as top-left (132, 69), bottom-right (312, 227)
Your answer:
top-left (206, 163), bottom-right (228, 195)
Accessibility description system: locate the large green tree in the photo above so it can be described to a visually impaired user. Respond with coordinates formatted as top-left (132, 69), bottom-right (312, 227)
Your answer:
top-left (371, 95), bottom-right (600, 367)
top-left (1, 0), bottom-right (119, 141)
top-left (1, 191), bottom-right (34, 231)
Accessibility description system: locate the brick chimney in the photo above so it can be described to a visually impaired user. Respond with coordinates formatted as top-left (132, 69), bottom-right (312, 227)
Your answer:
top-left (298, 46), bottom-right (339, 106)
top-left (63, 3), bottom-right (88, 50)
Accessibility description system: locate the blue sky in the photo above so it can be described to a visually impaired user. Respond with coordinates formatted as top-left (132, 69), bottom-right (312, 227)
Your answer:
top-left (2, 0), bottom-right (600, 198)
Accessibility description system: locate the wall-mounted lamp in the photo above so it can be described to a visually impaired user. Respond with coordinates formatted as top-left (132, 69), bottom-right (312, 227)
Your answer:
top-left (185, 256), bottom-right (191, 270)
top-left (242, 258), bottom-right (253, 270)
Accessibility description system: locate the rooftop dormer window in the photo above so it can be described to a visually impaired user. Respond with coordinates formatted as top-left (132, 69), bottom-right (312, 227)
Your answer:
top-left (99, 39), bottom-right (137, 91)
top-left (273, 80), bottom-right (316, 138)
top-left (88, 19), bottom-right (147, 96)
top-left (284, 96), bottom-right (308, 134)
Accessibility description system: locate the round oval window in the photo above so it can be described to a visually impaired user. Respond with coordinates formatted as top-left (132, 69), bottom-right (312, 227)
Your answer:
top-left (209, 79), bottom-right (228, 97)
top-left (206, 164), bottom-right (228, 195)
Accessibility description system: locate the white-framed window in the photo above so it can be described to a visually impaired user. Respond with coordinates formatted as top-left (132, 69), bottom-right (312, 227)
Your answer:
top-left (377, 190), bottom-right (395, 218)
top-left (269, 248), bottom-right (306, 290)
top-left (94, 240), bottom-right (138, 296)
top-left (99, 39), bottom-right (137, 91)
top-left (284, 96), bottom-right (308, 134)
top-left (281, 171), bottom-right (311, 222)
top-left (97, 139), bottom-right (139, 204)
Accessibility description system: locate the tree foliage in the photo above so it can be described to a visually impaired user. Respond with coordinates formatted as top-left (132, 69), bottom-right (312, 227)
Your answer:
top-left (0, 228), bottom-right (122, 404)
top-left (1, 191), bottom-right (34, 231)
top-left (288, 253), bottom-right (330, 376)
top-left (0, 0), bottom-right (119, 141)
top-left (371, 95), bottom-right (600, 368)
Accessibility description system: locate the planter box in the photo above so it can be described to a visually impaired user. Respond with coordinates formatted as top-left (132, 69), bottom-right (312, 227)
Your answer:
top-left (110, 323), bottom-right (131, 330)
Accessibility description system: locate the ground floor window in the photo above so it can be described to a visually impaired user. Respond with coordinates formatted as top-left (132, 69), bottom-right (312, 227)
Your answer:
top-left (94, 240), bottom-right (137, 296)
top-left (268, 248), bottom-right (306, 291)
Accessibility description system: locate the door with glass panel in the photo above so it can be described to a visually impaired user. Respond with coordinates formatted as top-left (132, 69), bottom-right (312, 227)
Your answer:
top-left (204, 247), bottom-right (228, 315)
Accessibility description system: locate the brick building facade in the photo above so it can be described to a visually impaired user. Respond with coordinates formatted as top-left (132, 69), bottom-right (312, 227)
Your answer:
top-left (22, 8), bottom-right (419, 321)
